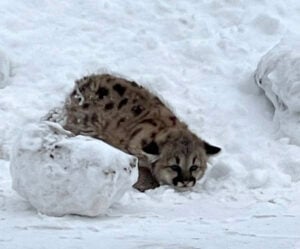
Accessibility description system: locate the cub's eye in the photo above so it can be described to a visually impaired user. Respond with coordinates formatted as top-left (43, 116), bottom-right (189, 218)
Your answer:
top-left (190, 165), bottom-right (199, 171)
top-left (170, 165), bottom-right (181, 172)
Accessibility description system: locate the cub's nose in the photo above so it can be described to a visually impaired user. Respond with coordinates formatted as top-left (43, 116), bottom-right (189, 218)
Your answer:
top-left (176, 181), bottom-right (195, 188)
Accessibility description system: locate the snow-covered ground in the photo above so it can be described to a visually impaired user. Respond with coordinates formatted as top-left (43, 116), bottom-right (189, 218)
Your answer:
top-left (1, 0), bottom-right (300, 248)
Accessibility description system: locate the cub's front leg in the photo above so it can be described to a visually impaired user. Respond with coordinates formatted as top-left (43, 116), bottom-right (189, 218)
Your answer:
top-left (133, 166), bottom-right (160, 192)
top-left (133, 160), bottom-right (159, 192)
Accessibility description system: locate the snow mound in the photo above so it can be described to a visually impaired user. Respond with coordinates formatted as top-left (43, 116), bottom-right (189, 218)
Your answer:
top-left (0, 50), bottom-right (11, 88)
top-left (10, 121), bottom-right (138, 217)
top-left (255, 38), bottom-right (300, 144)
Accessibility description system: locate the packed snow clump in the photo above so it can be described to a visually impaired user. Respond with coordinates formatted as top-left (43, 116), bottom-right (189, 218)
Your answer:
top-left (0, 50), bottom-right (11, 88)
top-left (10, 121), bottom-right (138, 217)
top-left (255, 37), bottom-right (300, 144)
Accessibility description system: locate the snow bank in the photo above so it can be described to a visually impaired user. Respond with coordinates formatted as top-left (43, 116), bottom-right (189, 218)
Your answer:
top-left (255, 37), bottom-right (300, 144)
top-left (0, 50), bottom-right (11, 88)
top-left (10, 121), bottom-right (138, 217)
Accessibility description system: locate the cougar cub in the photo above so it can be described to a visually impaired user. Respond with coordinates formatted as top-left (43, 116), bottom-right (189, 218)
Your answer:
top-left (62, 74), bottom-right (221, 191)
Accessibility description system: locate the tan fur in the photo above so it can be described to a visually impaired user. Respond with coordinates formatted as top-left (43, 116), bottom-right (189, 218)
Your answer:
top-left (61, 74), bottom-right (221, 191)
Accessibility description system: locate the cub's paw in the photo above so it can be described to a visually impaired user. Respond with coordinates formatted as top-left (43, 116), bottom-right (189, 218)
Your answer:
top-left (133, 167), bottom-right (159, 192)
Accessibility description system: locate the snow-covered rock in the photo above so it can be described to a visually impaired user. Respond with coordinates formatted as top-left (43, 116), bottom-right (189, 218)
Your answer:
top-left (10, 121), bottom-right (138, 217)
top-left (0, 50), bottom-right (11, 88)
top-left (255, 38), bottom-right (300, 144)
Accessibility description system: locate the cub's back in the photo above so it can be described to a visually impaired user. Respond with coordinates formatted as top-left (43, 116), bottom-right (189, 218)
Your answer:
top-left (64, 74), bottom-right (184, 154)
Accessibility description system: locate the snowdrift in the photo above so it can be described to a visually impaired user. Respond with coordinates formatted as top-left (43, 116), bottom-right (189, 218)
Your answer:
top-left (255, 38), bottom-right (300, 144)
top-left (10, 121), bottom-right (138, 217)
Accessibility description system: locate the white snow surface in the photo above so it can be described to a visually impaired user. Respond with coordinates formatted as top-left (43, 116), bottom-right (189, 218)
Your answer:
top-left (0, 49), bottom-right (11, 88)
top-left (1, 0), bottom-right (300, 248)
top-left (10, 121), bottom-right (138, 217)
top-left (255, 37), bottom-right (300, 145)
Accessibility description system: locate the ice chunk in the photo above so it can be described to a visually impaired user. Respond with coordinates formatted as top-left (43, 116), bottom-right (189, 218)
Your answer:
top-left (10, 122), bottom-right (138, 217)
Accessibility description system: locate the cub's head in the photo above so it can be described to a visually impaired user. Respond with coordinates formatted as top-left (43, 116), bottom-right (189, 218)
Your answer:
top-left (142, 129), bottom-right (221, 190)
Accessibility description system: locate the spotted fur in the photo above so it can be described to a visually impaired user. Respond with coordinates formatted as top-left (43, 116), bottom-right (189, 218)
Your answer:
top-left (62, 74), bottom-right (221, 191)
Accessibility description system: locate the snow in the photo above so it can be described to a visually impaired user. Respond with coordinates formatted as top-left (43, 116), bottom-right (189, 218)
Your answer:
top-left (255, 37), bottom-right (300, 145)
top-left (0, 50), bottom-right (10, 88)
top-left (0, 0), bottom-right (300, 248)
top-left (10, 121), bottom-right (138, 217)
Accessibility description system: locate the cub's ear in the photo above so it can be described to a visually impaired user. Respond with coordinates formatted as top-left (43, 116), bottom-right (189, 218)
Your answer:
top-left (203, 141), bottom-right (221, 155)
